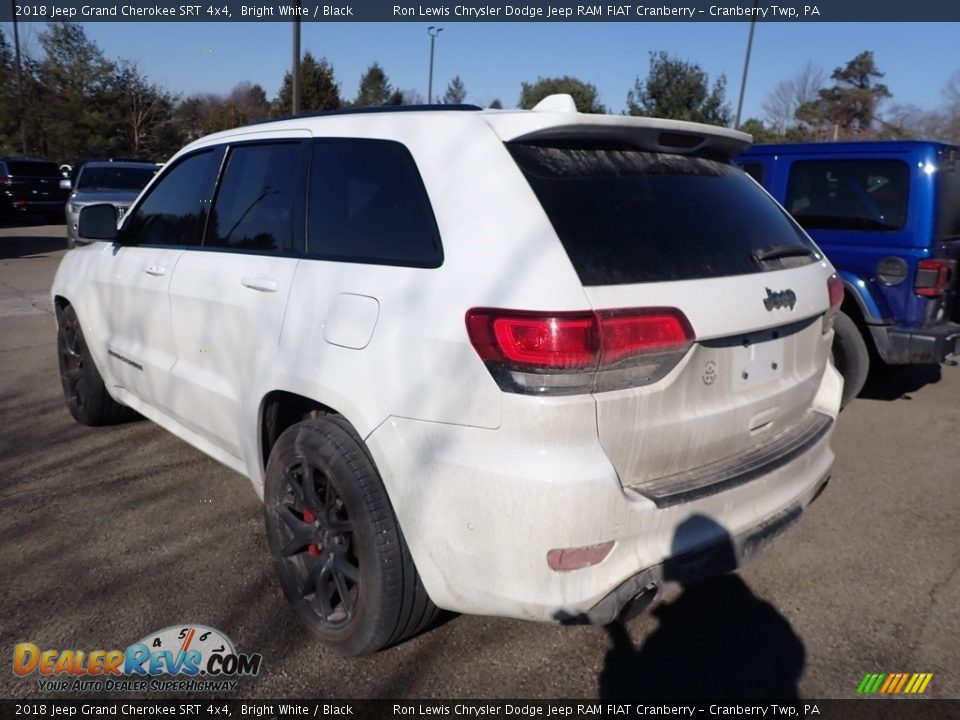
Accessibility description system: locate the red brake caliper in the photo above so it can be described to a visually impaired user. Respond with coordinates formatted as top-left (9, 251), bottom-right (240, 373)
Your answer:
top-left (302, 509), bottom-right (322, 557)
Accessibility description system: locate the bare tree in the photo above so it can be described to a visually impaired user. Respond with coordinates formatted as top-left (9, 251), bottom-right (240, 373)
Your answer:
top-left (762, 61), bottom-right (825, 134)
top-left (944, 69), bottom-right (960, 110)
top-left (113, 61), bottom-right (177, 156)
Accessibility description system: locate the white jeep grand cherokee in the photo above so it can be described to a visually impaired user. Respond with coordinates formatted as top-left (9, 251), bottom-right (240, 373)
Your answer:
top-left (52, 97), bottom-right (843, 656)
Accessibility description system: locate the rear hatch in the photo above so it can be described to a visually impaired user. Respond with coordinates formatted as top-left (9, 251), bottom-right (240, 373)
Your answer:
top-left (3, 160), bottom-right (66, 204)
top-left (504, 129), bottom-right (835, 505)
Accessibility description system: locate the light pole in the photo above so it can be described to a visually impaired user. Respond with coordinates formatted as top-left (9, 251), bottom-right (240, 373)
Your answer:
top-left (292, 0), bottom-right (301, 114)
top-left (427, 26), bottom-right (443, 104)
top-left (734, 0), bottom-right (759, 129)
top-left (12, 0), bottom-right (27, 153)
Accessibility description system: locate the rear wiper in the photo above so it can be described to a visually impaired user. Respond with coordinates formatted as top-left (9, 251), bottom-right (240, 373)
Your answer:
top-left (752, 244), bottom-right (816, 263)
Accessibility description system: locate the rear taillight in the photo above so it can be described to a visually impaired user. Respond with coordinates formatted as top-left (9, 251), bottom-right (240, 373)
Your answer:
top-left (0, 177), bottom-right (12, 186)
top-left (465, 307), bottom-right (694, 395)
top-left (828, 273), bottom-right (844, 312)
top-left (915, 259), bottom-right (952, 298)
top-left (823, 274), bottom-right (844, 334)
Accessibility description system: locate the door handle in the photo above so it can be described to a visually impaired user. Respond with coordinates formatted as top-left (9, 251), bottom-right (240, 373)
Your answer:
top-left (143, 265), bottom-right (166, 276)
top-left (241, 276), bottom-right (279, 293)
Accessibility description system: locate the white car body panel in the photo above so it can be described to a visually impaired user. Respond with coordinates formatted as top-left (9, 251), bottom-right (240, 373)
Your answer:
top-left (51, 104), bottom-right (842, 622)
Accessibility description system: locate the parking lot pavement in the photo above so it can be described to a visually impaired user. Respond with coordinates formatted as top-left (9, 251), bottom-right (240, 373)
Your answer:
top-left (0, 223), bottom-right (957, 700)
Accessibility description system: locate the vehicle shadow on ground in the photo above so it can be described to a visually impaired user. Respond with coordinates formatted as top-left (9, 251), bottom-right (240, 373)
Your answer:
top-left (597, 517), bottom-right (806, 699)
top-left (0, 233), bottom-right (67, 260)
top-left (859, 363), bottom-right (942, 401)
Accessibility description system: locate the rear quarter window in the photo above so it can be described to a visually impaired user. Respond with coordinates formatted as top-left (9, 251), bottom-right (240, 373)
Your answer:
top-left (306, 139), bottom-right (442, 268)
top-left (786, 159), bottom-right (910, 231)
top-left (509, 142), bottom-right (817, 285)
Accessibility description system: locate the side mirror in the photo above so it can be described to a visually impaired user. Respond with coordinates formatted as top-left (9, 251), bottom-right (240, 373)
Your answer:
top-left (78, 204), bottom-right (118, 242)
top-left (59, 178), bottom-right (72, 191)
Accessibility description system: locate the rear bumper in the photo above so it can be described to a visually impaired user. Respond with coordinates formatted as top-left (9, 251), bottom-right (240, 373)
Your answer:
top-left (869, 321), bottom-right (960, 364)
top-left (581, 482), bottom-right (826, 625)
top-left (8, 199), bottom-right (66, 214)
top-left (367, 363), bottom-right (841, 623)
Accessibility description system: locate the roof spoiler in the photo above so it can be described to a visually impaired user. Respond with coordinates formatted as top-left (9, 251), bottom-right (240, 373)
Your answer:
top-left (484, 100), bottom-right (752, 159)
top-left (509, 124), bottom-right (750, 159)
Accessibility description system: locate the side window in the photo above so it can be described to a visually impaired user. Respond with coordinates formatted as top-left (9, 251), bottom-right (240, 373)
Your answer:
top-left (786, 159), bottom-right (910, 231)
top-left (205, 142), bottom-right (304, 253)
top-left (739, 162), bottom-right (765, 185)
top-left (307, 139), bottom-right (442, 267)
top-left (125, 149), bottom-right (222, 247)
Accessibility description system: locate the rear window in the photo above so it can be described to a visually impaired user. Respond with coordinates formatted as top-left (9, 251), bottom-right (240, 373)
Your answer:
top-left (786, 159), bottom-right (909, 231)
top-left (509, 143), bottom-right (816, 285)
top-left (937, 149), bottom-right (960, 240)
top-left (77, 166), bottom-right (157, 191)
top-left (6, 161), bottom-right (60, 178)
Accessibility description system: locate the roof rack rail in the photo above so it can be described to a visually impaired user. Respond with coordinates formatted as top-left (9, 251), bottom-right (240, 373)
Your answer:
top-left (243, 103), bottom-right (483, 127)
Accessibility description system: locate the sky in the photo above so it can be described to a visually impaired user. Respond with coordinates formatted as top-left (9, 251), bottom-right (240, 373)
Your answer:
top-left (6, 21), bottom-right (959, 121)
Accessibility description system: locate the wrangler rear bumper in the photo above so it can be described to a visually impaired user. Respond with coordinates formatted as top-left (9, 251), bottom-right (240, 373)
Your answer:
top-left (870, 321), bottom-right (960, 365)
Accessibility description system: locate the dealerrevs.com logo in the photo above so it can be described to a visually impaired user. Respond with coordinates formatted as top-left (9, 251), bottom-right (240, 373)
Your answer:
top-left (13, 625), bottom-right (262, 693)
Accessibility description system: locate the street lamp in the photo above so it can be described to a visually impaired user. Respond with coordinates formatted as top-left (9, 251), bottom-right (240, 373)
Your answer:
top-left (11, 0), bottom-right (27, 153)
top-left (427, 26), bottom-right (443, 104)
top-left (292, 0), bottom-right (302, 114)
top-left (734, 0), bottom-right (760, 129)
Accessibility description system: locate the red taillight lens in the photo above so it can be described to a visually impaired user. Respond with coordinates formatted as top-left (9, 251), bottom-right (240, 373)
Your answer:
top-left (827, 273), bottom-right (844, 312)
top-left (915, 259), bottom-right (951, 297)
top-left (598, 310), bottom-right (692, 365)
top-left (491, 314), bottom-right (598, 369)
top-left (465, 310), bottom-right (598, 368)
top-left (0, 177), bottom-right (12, 186)
top-left (466, 307), bottom-right (694, 395)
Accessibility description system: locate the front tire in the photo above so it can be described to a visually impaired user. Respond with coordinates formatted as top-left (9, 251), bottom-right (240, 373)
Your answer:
top-left (264, 417), bottom-right (438, 655)
top-left (57, 304), bottom-right (136, 425)
top-left (831, 311), bottom-right (870, 409)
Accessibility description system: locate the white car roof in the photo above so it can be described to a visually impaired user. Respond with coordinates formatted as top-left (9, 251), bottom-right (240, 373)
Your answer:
top-left (181, 94), bottom-right (752, 160)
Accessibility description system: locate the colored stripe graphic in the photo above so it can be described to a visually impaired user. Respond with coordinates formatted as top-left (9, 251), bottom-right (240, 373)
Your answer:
top-left (857, 672), bottom-right (932, 694)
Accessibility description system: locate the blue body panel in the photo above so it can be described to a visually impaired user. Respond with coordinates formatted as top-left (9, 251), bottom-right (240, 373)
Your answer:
top-left (739, 141), bottom-right (956, 332)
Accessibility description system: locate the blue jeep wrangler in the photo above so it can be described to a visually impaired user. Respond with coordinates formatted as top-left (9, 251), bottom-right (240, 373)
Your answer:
top-left (738, 141), bottom-right (960, 406)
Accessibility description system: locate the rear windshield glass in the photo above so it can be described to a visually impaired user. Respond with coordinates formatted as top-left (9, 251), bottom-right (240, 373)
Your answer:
top-left (786, 159), bottom-right (910, 232)
top-left (509, 143), bottom-right (816, 285)
top-left (77, 166), bottom-right (157, 191)
top-left (6, 161), bottom-right (61, 177)
top-left (937, 149), bottom-right (960, 240)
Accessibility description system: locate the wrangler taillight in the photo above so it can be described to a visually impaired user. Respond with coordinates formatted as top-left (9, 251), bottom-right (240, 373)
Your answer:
top-left (823, 274), bottom-right (844, 335)
top-left (465, 308), bottom-right (694, 395)
top-left (915, 259), bottom-right (952, 298)
top-left (827, 274), bottom-right (844, 312)
top-left (0, 177), bottom-right (12, 186)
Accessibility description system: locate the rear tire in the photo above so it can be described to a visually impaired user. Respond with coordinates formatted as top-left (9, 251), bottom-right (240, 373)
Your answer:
top-left (264, 417), bottom-right (438, 655)
top-left (831, 311), bottom-right (869, 409)
top-left (57, 304), bottom-right (137, 425)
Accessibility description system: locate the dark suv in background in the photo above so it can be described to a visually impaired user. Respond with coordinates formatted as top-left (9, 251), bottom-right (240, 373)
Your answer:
top-left (0, 157), bottom-right (69, 221)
